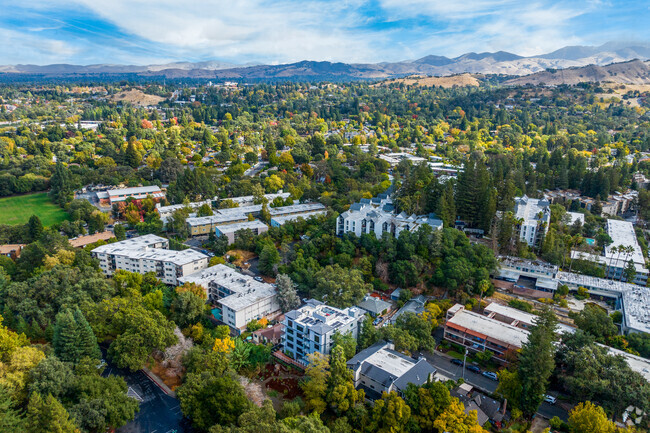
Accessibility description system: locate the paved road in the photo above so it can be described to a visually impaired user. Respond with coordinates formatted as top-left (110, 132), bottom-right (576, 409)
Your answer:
top-left (102, 363), bottom-right (193, 433)
top-left (421, 351), bottom-right (568, 421)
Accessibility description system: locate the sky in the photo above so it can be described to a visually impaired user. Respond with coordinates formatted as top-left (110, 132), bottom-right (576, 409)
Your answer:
top-left (0, 0), bottom-right (649, 65)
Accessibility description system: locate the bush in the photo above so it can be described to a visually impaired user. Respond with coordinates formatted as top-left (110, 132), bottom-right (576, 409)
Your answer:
top-left (508, 299), bottom-right (533, 313)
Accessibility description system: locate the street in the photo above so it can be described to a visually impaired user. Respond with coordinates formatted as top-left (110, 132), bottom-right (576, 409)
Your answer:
top-left (421, 350), bottom-right (569, 421)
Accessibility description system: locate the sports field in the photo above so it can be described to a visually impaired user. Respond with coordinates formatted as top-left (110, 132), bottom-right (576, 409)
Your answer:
top-left (0, 192), bottom-right (70, 226)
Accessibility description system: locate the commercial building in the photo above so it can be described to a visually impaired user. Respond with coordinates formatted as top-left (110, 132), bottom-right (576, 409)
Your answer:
top-left (444, 304), bottom-right (530, 362)
top-left (91, 234), bottom-right (208, 285)
top-left (225, 192), bottom-right (290, 207)
top-left (337, 195), bottom-right (443, 238)
top-left (214, 220), bottom-right (269, 244)
top-left (282, 300), bottom-right (365, 364)
top-left (177, 264), bottom-right (280, 332)
top-left (555, 271), bottom-right (650, 334)
top-left (186, 202), bottom-right (326, 237)
top-left (97, 185), bottom-right (165, 205)
top-left (571, 219), bottom-right (648, 285)
top-left (513, 195), bottom-right (551, 247)
top-left (347, 341), bottom-right (436, 400)
top-left (156, 200), bottom-right (212, 222)
top-left (270, 210), bottom-right (327, 227)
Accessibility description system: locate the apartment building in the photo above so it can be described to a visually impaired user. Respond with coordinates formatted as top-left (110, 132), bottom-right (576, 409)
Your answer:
top-left (347, 341), bottom-right (436, 400)
top-left (571, 219), bottom-right (648, 285)
top-left (513, 195), bottom-right (551, 247)
top-left (214, 220), bottom-right (269, 244)
top-left (337, 195), bottom-right (443, 238)
top-left (177, 264), bottom-right (280, 333)
top-left (91, 234), bottom-right (208, 285)
top-left (282, 300), bottom-right (365, 364)
top-left (270, 210), bottom-right (327, 227)
top-left (97, 185), bottom-right (165, 205)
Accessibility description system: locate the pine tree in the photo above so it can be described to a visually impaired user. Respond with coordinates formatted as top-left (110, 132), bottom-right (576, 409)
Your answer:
top-left (73, 309), bottom-right (101, 360)
top-left (275, 274), bottom-right (300, 312)
top-left (438, 181), bottom-right (456, 228)
top-left (25, 393), bottom-right (77, 433)
top-left (0, 385), bottom-right (23, 431)
top-left (49, 162), bottom-right (72, 206)
top-left (27, 215), bottom-right (43, 242)
top-left (52, 310), bottom-right (80, 363)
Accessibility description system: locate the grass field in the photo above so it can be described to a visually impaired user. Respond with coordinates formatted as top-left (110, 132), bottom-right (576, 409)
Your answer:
top-left (0, 193), bottom-right (70, 226)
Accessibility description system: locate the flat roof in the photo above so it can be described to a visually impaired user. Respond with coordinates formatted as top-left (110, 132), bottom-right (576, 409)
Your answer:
top-left (69, 231), bottom-right (115, 247)
top-left (270, 210), bottom-right (326, 225)
top-left (215, 220), bottom-right (268, 234)
top-left (91, 234), bottom-right (167, 252)
top-left (447, 309), bottom-right (530, 348)
top-left (268, 202), bottom-right (326, 216)
top-left (107, 185), bottom-right (162, 196)
top-left (605, 219), bottom-right (646, 265)
top-left (556, 271), bottom-right (650, 334)
top-left (178, 264), bottom-right (277, 312)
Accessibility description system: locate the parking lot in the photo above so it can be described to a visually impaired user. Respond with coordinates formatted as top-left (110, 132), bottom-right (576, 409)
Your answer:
top-left (102, 361), bottom-right (192, 433)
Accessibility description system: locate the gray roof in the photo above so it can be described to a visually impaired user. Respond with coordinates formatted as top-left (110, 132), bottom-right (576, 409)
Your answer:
top-left (393, 358), bottom-right (436, 391)
top-left (357, 296), bottom-right (392, 315)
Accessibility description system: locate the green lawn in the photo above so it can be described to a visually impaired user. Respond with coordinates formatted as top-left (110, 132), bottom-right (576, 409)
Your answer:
top-left (0, 193), bottom-right (70, 227)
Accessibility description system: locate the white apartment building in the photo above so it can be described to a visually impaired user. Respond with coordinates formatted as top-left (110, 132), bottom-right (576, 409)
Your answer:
top-left (214, 220), bottom-right (269, 244)
top-left (514, 195), bottom-right (551, 247)
top-left (91, 234), bottom-right (209, 285)
top-left (337, 195), bottom-right (443, 238)
top-left (282, 300), bottom-right (365, 364)
top-left (177, 264), bottom-right (280, 333)
top-left (571, 219), bottom-right (648, 285)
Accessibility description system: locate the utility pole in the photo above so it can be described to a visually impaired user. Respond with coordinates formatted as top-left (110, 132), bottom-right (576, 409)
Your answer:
top-left (462, 347), bottom-right (468, 380)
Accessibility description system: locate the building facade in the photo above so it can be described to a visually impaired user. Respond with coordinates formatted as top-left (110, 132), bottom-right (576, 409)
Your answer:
top-left (514, 195), bottom-right (551, 247)
top-left (91, 234), bottom-right (208, 285)
top-left (282, 300), bottom-right (365, 364)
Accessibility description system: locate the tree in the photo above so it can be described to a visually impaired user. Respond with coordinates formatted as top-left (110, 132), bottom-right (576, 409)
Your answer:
top-left (276, 274), bottom-right (300, 312)
top-left (517, 307), bottom-right (558, 416)
top-left (327, 345), bottom-right (363, 415)
top-left (439, 181), bottom-right (456, 228)
top-left (370, 391), bottom-right (411, 433)
top-left (0, 385), bottom-right (23, 431)
top-left (433, 398), bottom-right (486, 433)
top-left (177, 372), bottom-right (251, 431)
top-left (264, 174), bottom-right (284, 193)
top-left (259, 244), bottom-right (280, 276)
top-left (53, 309), bottom-right (100, 364)
top-left (568, 401), bottom-right (616, 433)
top-left (49, 162), bottom-right (73, 206)
top-left (302, 352), bottom-right (329, 414)
top-left (28, 215), bottom-right (43, 242)
top-left (357, 315), bottom-right (378, 350)
top-left (113, 224), bottom-right (126, 241)
top-left (623, 260), bottom-right (637, 283)
top-left (197, 203), bottom-right (213, 217)
top-left (404, 381), bottom-right (452, 432)
top-left (25, 393), bottom-right (77, 433)
top-left (28, 356), bottom-right (73, 399)
top-left (331, 332), bottom-right (357, 360)
top-left (570, 304), bottom-right (618, 340)
top-left (125, 142), bottom-right (142, 168)
top-left (171, 291), bottom-right (206, 328)
top-left (313, 265), bottom-right (370, 308)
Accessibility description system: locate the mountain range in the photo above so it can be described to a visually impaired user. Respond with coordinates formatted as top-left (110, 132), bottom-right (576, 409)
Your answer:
top-left (1, 41), bottom-right (650, 81)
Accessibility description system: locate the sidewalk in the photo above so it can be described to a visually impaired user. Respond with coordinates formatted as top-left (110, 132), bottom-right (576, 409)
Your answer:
top-left (142, 367), bottom-right (176, 398)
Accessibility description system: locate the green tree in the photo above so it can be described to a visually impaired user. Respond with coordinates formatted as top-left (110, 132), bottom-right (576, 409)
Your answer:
top-left (110, 225), bottom-right (125, 243)
top-left (177, 372), bottom-right (251, 431)
top-left (370, 391), bottom-right (411, 433)
top-left (331, 332), bottom-right (357, 360)
top-left (518, 307), bottom-right (558, 416)
top-left (74, 309), bottom-right (101, 361)
top-left (276, 274), bottom-right (300, 312)
top-left (25, 393), bottom-right (77, 433)
top-left (439, 181), bottom-right (456, 228)
top-left (171, 291), bottom-right (205, 328)
top-left (357, 315), bottom-right (379, 350)
top-left (301, 352), bottom-right (329, 414)
top-left (313, 265), bottom-right (370, 308)
top-left (570, 304), bottom-right (618, 340)
top-left (197, 203), bottom-right (213, 217)
top-left (259, 244), bottom-right (280, 276)
top-left (28, 215), bottom-right (43, 242)
top-left (0, 385), bottom-right (24, 431)
top-left (52, 310), bottom-right (80, 363)
top-left (327, 345), bottom-right (363, 415)
top-left (49, 162), bottom-right (73, 206)
top-left (28, 356), bottom-right (73, 398)
top-left (125, 142), bottom-right (142, 168)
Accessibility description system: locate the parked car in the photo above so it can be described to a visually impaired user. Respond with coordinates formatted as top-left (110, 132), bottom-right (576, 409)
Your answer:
top-left (450, 358), bottom-right (464, 366)
top-left (544, 395), bottom-right (557, 404)
top-left (466, 365), bottom-right (481, 374)
top-left (482, 371), bottom-right (498, 381)
top-left (373, 317), bottom-right (382, 326)
top-left (254, 276), bottom-right (264, 282)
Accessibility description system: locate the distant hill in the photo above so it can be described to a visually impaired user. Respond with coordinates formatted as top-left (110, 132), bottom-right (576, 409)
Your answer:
top-left (503, 59), bottom-right (650, 86)
top-left (375, 73), bottom-right (481, 88)
top-left (1, 41), bottom-right (649, 82)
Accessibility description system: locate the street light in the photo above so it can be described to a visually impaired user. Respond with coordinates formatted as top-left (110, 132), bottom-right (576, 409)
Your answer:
top-left (462, 347), bottom-right (468, 380)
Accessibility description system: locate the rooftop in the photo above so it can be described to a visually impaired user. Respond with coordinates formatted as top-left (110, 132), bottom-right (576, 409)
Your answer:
top-left (69, 231), bottom-right (115, 248)
top-left (357, 295), bottom-right (392, 315)
top-left (91, 234), bottom-right (166, 252)
top-left (107, 185), bottom-right (162, 196)
top-left (178, 264), bottom-right (277, 312)
top-left (215, 219), bottom-right (268, 233)
top-left (270, 210), bottom-right (327, 225)
top-left (268, 202), bottom-right (326, 216)
top-left (446, 308), bottom-right (530, 348)
top-left (514, 195), bottom-right (550, 223)
top-left (286, 301), bottom-right (364, 335)
top-left (605, 219), bottom-right (646, 265)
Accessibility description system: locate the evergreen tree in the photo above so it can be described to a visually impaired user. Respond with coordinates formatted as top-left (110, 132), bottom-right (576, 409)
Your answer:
top-left (49, 162), bottom-right (73, 206)
top-left (27, 215), bottom-right (43, 242)
top-left (438, 181), bottom-right (456, 228)
top-left (518, 307), bottom-right (558, 415)
top-left (125, 141), bottom-right (141, 168)
top-left (73, 309), bottom-right (101, 360)
top-left (0, 385), bottom-right (24, 431)
top-left (25, 393), bottom-right (77, 433)
top-left (52, 310), bottom-right (80, 363)
top-left (275, 274), bottom-right (300, 312)
top-left (327, 345), bottom-right (363, 415)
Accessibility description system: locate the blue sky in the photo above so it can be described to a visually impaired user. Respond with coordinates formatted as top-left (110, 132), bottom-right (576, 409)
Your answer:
top-left (0, 0), bottom-right (648, 65)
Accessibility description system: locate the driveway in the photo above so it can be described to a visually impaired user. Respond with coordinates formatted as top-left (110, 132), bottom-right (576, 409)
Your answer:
top-left (102, 360), bottom-right (193, 433)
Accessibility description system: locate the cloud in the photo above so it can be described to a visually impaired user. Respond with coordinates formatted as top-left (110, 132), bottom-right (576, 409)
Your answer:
top-left (0, 28), bottom-right (81, 64)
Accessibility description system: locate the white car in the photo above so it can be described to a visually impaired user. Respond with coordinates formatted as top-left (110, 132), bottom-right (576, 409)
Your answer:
top-left (544, 395), bottom-right (557, 404)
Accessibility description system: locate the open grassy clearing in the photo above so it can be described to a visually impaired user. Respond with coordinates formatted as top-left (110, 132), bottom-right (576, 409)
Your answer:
top-left (0, 192), bottom-right (70, 226)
